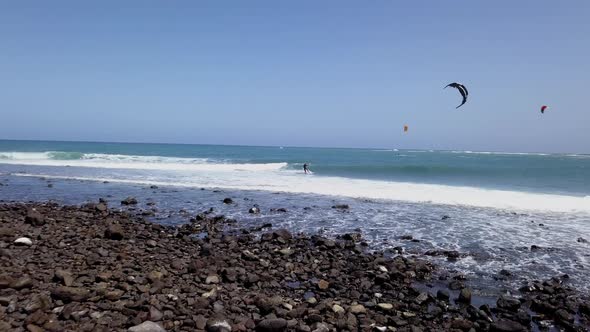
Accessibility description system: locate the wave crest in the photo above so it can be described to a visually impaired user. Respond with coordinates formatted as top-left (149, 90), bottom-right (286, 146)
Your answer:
top-left (0, 151), bottom-right (287, 172)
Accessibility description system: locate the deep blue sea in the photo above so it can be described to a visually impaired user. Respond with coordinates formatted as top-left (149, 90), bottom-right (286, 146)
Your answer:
top-left (1, 139), bottom-right (589, 294)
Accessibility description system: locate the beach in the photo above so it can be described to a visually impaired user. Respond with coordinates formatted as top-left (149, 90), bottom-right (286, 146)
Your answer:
top-left (1, 142), bottom-right (590, 331)
top-left (1, 199), bottom-right (589, 332)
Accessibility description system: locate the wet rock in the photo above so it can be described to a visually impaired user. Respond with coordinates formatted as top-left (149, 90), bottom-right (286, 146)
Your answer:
top-left (121, 197), bottom-right (138, 205)
top-left (555, 309), bottom-right (573, 323)
top-left (223, 198), bottom-right (233, 204)
top-left (14, 237), bottom-right (33, 246)
top-left (256, 318), bottom-right (288, 332)
top-left (25, 208), bottom-right (45, 226)
top-left (96, 202), bottom-right (108, 212)
top-left (445, 251), bottom-right (460, 259)
top-left (415, 292), bottom-right (429, 304)
top-left (342, 233), bottom-right (362, 242)
top-left (449, 280), bottom-right (464, 290)
top-left (497, 295), bottom-right (521, 311)
top-left (490, 319), bottom-right (526, 332)
top-left (458, 288), bottom-right (471, 304)
top-left (436, 289), bottom-right (450, 301)
top-left (274, 229), bottom-right (292, 240)
top-left (331, 204), bottom-right (349, 209)
top-left (128, 321), bottom-right (166, 332)
top-left (451, 319), bottom-right (473, 330)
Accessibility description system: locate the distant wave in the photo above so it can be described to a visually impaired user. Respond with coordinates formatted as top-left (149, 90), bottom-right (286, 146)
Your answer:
top-left (448, 150), bottom-right (550, 156)
top-left (0, 151), bottom-right (287, 172)
top-left (565, 154), bottom-right (590, 158)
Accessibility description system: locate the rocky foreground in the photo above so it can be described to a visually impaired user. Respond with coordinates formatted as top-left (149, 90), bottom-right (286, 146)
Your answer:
top-left (0, 201), bottom-right (589, 332)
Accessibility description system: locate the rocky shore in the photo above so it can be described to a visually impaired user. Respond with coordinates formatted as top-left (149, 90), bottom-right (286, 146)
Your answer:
top-left (0, 201), bottom-right (589, 332)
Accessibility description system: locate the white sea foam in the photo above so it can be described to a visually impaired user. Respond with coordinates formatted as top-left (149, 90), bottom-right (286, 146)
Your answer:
top-left (0, 152), bottom-right (287, 172)
top-left (448, 150), bottom-right (550, 156)
top-left (11, 170), bottom-right (590, 213)
top-left (0, 152), bottom-right (54, 160)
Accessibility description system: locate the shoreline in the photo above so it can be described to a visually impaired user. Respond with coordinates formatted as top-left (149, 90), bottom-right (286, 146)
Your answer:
top-left (1, 200), bottom-right (589, 331)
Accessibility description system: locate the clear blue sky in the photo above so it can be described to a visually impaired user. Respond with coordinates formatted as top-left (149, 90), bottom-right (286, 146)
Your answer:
top-left (1, 1), bottom-right (589, 152)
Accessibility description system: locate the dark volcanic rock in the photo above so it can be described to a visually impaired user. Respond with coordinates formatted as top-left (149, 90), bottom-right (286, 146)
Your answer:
top-left (121, 196), bottom-right (138, 205)
top-left (25, 207), bottom-right (45, 226)
top-left (256, 318), bottom-right (288, 332)
top-left (1, 201), bottom-right (588, 332)
top-left (436, 289), bottom-right (450, 301)
top-left (331, 204), bottom-right (349, 209)
top-left (490, 318), bottom-right (527, 332)
top-left (10, 276), bottom-right (34, 289)
top-left (555, 308), bottom-right (574, 323)
top-left (457, 288), bottom-right (472, 304)
top-left (496, 295), bottom-right (521, 311)
top-left (51, 286), bottom-right (91, 302)
top-left (54, 269), bottom-right (74, 286)
top-left (105, 222), bottom-right (125, 240)
top-left (223, 198), bottom-right (233, 204)
top-left (274, 228), bottom-right (292, 240)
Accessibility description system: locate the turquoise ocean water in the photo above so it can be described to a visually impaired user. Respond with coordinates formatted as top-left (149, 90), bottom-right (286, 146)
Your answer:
top-left (1, 139), bottom-right (589, 196)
